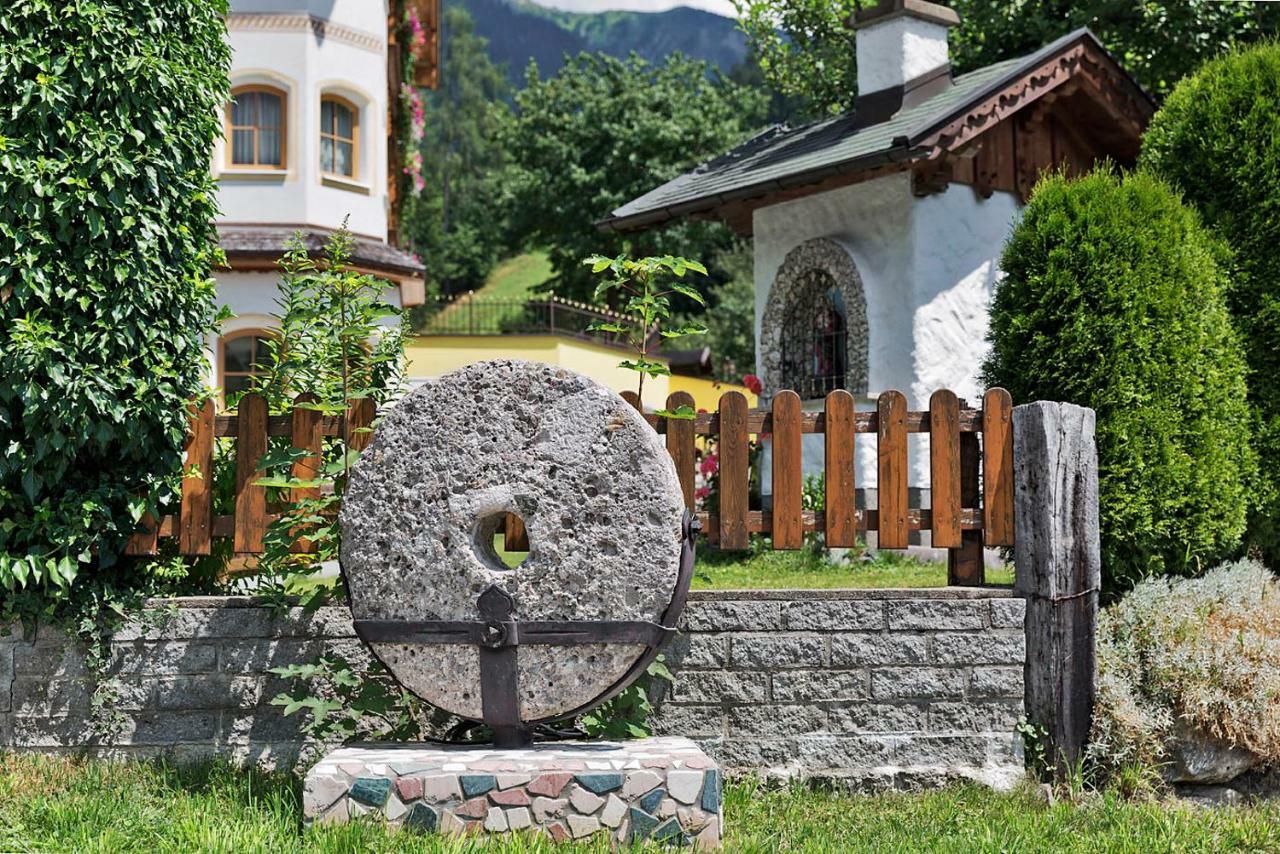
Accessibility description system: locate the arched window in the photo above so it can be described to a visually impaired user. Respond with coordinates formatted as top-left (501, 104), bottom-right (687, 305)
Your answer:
top-left (779, 269), bottom-right (848, 399)
top-left (219, 330), bottom-right (274, 405)
top-left (320, 95), bottom-right (358, 179)
top-left (227, 86), bottom-right (286, 168)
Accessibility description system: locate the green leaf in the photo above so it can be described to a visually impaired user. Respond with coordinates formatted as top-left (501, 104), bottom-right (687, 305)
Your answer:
top-left (669, 283), bottom-right (706, 305)
top-left (654, 405), bottom-right (697, 420)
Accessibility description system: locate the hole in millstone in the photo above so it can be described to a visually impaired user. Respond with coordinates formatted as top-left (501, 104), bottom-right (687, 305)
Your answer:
top-left (472, 511), bottom-right (531, 572)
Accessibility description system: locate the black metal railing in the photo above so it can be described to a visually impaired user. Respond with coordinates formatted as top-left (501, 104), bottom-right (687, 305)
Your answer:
top-left (416, 294), bottom-right (641, 349)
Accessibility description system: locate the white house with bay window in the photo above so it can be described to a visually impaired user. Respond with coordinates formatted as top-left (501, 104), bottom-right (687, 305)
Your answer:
top-left (210, 0), bottom-right (438, 403)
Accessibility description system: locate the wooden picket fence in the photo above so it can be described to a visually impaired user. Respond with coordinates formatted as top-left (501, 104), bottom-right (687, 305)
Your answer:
top-left (124, 387), bottom-right (1014, 585)
top-left (606, 387), bottom-right (1015, 585)
top-left (123, 393), bottom-right (375, 558)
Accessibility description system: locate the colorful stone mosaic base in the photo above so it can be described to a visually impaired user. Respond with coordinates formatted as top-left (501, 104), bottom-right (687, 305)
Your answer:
top-left (303, 736), bottom-right (722, 847)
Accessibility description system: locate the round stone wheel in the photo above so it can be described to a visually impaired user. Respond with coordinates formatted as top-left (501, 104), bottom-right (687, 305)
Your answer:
top-left (340, 360), bottom-right (686, 722)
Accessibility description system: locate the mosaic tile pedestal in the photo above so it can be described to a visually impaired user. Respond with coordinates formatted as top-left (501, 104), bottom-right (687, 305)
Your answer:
top-left (303, 736), bottom-right (722, 847)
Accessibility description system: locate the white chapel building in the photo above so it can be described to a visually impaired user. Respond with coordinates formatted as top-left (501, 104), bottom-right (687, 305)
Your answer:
top-left (209, 1), bottom-right (436, 402)
top-left (606, 0), bottom-right (1153, 491)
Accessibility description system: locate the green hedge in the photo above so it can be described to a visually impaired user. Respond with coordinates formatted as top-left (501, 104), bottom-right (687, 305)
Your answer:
top-left (1139, 43), bottom-right (1280, 567)
top-left (0, 2), bottom-right (230, 595)
top-left (983, 169), bottom-right (1255, 592)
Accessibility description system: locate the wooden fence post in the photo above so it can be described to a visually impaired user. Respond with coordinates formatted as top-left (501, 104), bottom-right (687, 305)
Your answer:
top-left (1013, 401), bottom-right (1101, 781)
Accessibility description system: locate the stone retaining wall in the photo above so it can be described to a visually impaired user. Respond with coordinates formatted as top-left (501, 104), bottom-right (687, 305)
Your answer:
top-left (0, 589), bottom-right (1025, 788)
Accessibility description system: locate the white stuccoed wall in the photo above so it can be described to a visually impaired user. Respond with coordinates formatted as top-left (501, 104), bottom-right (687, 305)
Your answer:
top-left (909, 182), bottom-right (1019, 410)
top-left (216, 0), bottom-right (390, 240)
top-left (753, 172), bottom-right (1020, 489)
top-left (207, 271), bottom-right (403, 389)
top-left (855, 16), bottom-right (952, 95)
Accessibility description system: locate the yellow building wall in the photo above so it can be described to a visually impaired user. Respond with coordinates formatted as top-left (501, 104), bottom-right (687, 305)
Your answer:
top-left (405, 335), bottom-right (757, 411)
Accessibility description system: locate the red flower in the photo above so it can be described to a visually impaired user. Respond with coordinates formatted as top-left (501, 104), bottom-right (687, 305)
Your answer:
top-left (695, 486), bottom-right (711, 501)
top-left (742, 374), bottom-right (763, 395)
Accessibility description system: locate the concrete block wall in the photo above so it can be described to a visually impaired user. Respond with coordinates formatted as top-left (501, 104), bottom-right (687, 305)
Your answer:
top-left (653, 589), bottom-right (1026, 790)
top-left (0, 590), bottom-right (1026, 787)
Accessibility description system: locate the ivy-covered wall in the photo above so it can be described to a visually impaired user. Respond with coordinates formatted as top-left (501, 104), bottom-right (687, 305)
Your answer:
top-left (0, 2), bottom-right (231, 595)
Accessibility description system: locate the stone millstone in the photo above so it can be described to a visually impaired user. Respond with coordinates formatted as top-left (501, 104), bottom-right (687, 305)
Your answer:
top-left (340, 360), bottom-right (685, 721)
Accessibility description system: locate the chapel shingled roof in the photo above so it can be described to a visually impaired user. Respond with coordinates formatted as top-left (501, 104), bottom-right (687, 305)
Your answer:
top-left (600, 28), bottom-right (1150, 233)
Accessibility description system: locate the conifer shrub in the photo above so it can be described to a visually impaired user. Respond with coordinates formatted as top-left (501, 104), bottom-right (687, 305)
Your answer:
top-left (983, 169), bottom-right (1254, 592)
top-left (0, 2), bottom-right (230, 597)
top-left (1089, 559), bottom-right (1280, 775)
top-left (1139, 42), bottom-right (1280, 566)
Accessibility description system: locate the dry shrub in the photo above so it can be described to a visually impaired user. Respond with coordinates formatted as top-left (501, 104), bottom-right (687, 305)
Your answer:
top-left (1090, 558), bottom-right (1280, 773)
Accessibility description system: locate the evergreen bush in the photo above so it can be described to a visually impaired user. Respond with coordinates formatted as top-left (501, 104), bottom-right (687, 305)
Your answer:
top-left (0, 2), bottom-right (230, 596)
top-left (983, 169), bottom-right (1255, 592)
top-left (1139, 42), bottom-right (1280, 566)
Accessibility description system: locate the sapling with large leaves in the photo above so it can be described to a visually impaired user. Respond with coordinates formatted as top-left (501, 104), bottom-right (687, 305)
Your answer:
top-left (583, 254), bottom-right (709, 418)
top-left (248, 226), bottom-right (406, 605)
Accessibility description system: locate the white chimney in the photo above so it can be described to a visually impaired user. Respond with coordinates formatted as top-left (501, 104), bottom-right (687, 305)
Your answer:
top-left (853, 0), bottom-right (960, 98)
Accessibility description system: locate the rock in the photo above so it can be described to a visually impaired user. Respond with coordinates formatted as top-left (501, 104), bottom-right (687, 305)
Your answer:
top-left (489, 787), bottom-right (530, 806)
top-left (1177, 785), bottom-right (1245, 807)
top-left (340, 359), bottom-right (685, 721)
top-left (567, 814), bottom-right (602, 838)
top-left (528, 772), bottom-right (573, 797)
top-left (531, 796), bottom-right (567, 823)
top-left (349, 777), bottom-right (391, 807)
top-left (667, 769), bottom-right (703, 804)
top-left (421, 773), bottom-right (461, 802)
top-left (621, 770), bottom-right (662, 798)
top-left (303, 774), bottom-right (349, 813)
top-left (1165, 721), bottom-right (1260, 784)
top-left (569, 785), bottom-right (605, 814)
top-left (394, 775), bottom-right (423, 802)
top-left (575, 773), bottom-right (623, 794)
top-left (484, 807), bottom-right (508, 832)
top-left (404, 803), bottom-right (438, 834)
top-left (600, 794), bottom-right (627, 827)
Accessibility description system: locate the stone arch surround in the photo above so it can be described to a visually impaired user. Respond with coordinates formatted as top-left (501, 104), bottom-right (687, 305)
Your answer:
top-left (760, 237), bottom-right (869, 398)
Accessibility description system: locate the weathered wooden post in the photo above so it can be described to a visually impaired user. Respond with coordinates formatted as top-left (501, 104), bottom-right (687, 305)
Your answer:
top-left (1013, 401), bottom-right (1101, 781)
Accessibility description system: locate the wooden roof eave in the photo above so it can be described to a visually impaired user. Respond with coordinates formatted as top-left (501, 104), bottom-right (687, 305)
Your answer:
top-left (909, 34), bottom-right (1152, 166)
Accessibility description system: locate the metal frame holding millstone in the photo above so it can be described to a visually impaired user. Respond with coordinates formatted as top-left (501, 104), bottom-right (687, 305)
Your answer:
top-left (354, 512), bottom-right (700, 748)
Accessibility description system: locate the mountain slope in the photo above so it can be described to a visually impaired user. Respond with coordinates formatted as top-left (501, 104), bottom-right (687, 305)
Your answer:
top-left (452, 0), bottom-right (748, 85)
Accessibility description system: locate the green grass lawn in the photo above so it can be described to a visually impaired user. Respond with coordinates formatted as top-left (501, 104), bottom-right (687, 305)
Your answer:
top-left (424, 252), bottom-right (554, 334)
top-left (495, 537), bottom-right (1015, 590)
top-left (3, 755), bottom-right (1278, 852)
top-left (692, 546), bottom-right (1014, 590)
top-left (478, 252), bottom-right (554, 300)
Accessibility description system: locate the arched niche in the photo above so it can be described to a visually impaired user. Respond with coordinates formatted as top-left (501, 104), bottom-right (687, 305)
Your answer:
top-left (760, 238), bottom-right (869, 399)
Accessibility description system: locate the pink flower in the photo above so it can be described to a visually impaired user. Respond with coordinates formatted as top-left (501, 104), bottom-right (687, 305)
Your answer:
top-left (695, 486), bottom-right (711, 501)
top-left (699, 452), bottom-right (718, 477)
top-left (406, 8), bottom-right (428, 52)
top-left (742, 374), bottom-right (763, 395)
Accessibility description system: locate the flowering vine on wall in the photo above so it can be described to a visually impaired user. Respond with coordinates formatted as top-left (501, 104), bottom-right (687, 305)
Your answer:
top-left (400, 5), bottom-right (428, 195)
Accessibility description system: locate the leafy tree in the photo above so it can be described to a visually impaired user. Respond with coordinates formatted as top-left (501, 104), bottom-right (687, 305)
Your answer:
top-left (403, 6), bottom-right (514, 296)
top-left (0, 0), bottom-right (229, 597)
top-left (983, 169), bottom-right (1255, 593)
top-left (732, 0), bottom-right (859, 118)
top-left (735, 0), bottom-right (1280, 116)
top-left (1139, 42), bottom-right (1280, 566)
top-left (681, 242), bottom-right (757, 383)
top-left (504, 52), bottom-right (767, 302)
